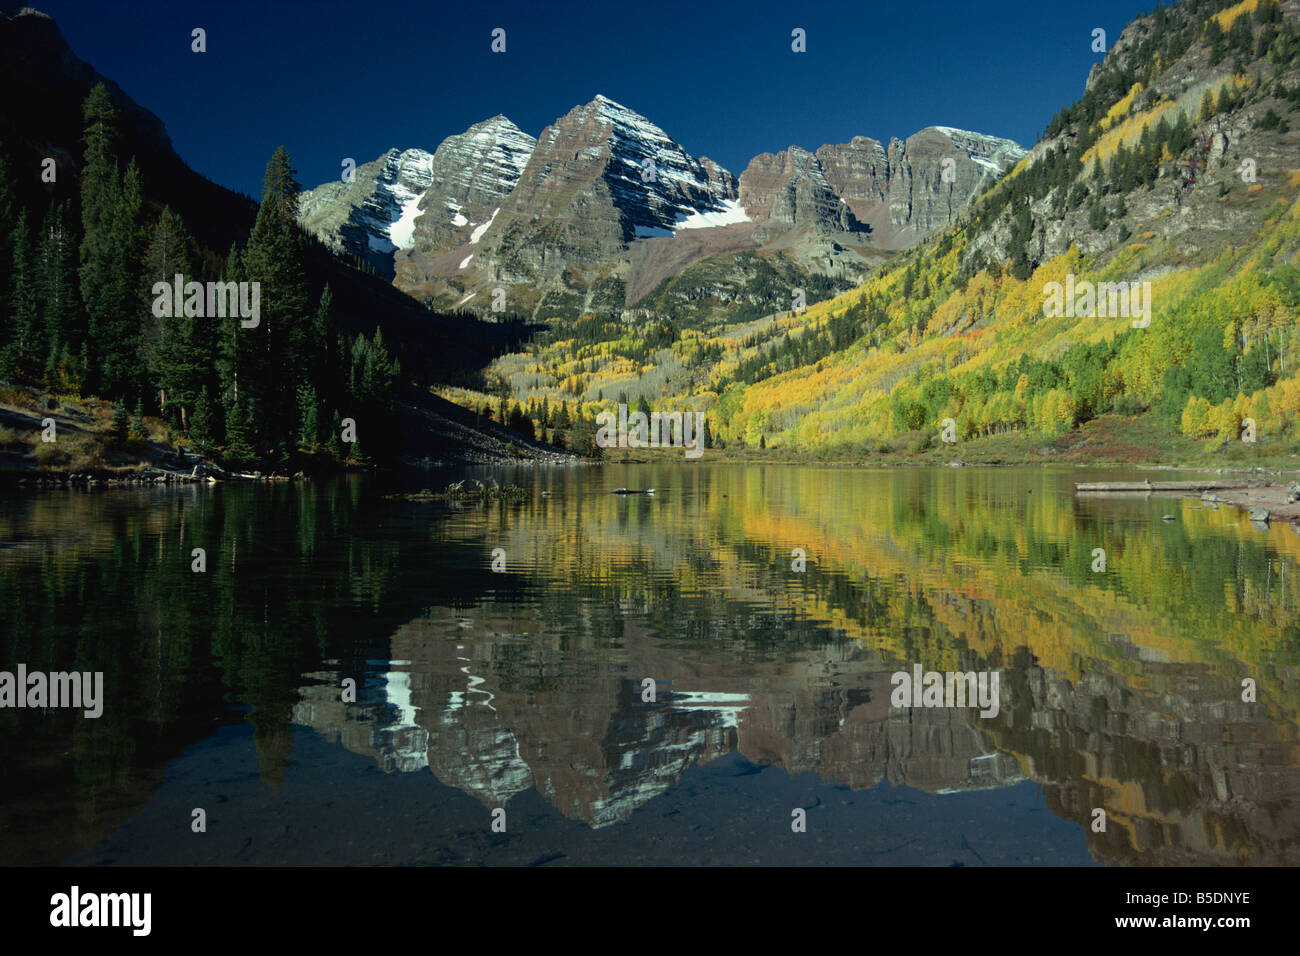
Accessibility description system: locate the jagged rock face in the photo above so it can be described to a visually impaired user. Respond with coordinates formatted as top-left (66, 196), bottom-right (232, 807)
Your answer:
top-left (737, 146), bottom-right (861, 238)
top-left (403, 115), bottom-right (536, 256)
top-left (299, 116), bottom-right (535, 281)
top-left (299, 147), bottom-right (436, 279)
top-left (468, 95), bottom-right (742, 285)
top-left (298, 94), bottom-right (1024, 316)
top-left (739, 128), bottom-right (1025, 248)
top-left (815, 136), bottom-right (891, 220)
top-left (886, 127), bottom-right (1026, 241)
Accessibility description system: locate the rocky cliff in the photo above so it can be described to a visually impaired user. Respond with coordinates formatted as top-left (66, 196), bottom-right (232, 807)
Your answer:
top-left (299, 115), bottom-right (535, 280)
top-left (300, 94), bottom-right (1025, 320)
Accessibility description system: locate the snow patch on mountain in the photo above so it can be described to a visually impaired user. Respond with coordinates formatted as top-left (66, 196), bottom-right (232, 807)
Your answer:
top-left (674, 198), bottom-right (751, 231)
top-left (446, 200), bottom-right (469, 227)
top-left (470, 208), bottom-right (498, 244)
top-left (389, 193), bottom-right (426, 249)
top-left (574, 94), bottom-right (739, 233)
top-left (930, 126), bottom-right (1027, 175)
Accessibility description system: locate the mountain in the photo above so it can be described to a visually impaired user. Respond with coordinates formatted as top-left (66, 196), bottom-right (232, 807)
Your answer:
top-left (300, 115), bottom-right (536, 280)
top-left (300, 94), bottom-right (1025, 322)
top-left (392, 94), bottom-right (748, 317)
top-left (701, 0), bottom-right (1300, 454)
top-left (739, 127), bottom-right (1026, 245)
top-left (429, 0), bottom-right (1300, 467)
top-left (0, 2), bottom-right (552, 467)
top-left (0, 4), bottom-right (254, 256)
top-left (462, 95), bottom-right (742, 274)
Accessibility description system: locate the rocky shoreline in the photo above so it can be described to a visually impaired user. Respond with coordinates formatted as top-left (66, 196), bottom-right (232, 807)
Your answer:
top-left (1200, 482), bottom-right (1300, 525)
top-left (0, 445), bottom-right (320, 490)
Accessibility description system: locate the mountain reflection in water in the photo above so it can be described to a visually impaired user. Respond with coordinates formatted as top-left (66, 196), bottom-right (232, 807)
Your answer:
top-left (1, 464), bottom-right (1296, 866)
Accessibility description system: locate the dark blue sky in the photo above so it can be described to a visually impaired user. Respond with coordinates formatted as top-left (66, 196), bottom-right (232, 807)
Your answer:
top-left (39, 0), bottom-right (1159, 199)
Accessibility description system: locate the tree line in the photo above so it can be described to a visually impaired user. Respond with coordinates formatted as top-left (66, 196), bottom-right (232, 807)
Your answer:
top-left (0, 84), bottom-right (398, 468)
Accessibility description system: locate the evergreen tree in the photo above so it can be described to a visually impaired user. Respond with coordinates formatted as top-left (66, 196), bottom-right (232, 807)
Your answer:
top-left (99, 158), bottom-right (147, 400)
top-left (189, 387), bottom-right (217, 454)
top-left (1207, 20), bottom-right (1227, 65)
top-left (327, 409), bottom-right (343, 458)
top-left (1088, 198), bottom-right (1109, 231)
top-left (224, 398), bottom-right (257, 466)
top-left (216, 242), bottom-right (243, 440)
top-left (571, 413), bottom-right (601, 458)
top-left (78, 84), bottom-right (121, 396)
top-left (129, 398), bottom-right (147, 442)
top-left (1, 210), bottom-right (39, 380)
top-left (37, 202), bottom-right (83, 390)
top-left (0, 144), bottom-right (16, 339)
top-left (1200, 89), bottom-right (1216, 122)
top-left (297, 382), bottom-right (320, 450)
top-left (241, 146), bottom-right (312, 457)
top-left (309, 283), bottom-right (334, 390)
top-left (143, 207), bottom-right (202, 429)
top-left (109, 401), bottom-right (129, 445)
top-left (344, 329), bottom-right (398, 462)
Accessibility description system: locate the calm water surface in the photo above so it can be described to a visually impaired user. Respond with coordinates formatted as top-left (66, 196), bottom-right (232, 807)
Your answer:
top-left (1, 464), bottom-right (1297, 866)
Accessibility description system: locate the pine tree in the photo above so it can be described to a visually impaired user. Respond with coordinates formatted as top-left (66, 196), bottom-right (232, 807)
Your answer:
top-left (327, 409), bottom-right (343, 458)
top-left (1, 210), bottom-right (39, 381)
top-left (241, 146), bottom-right (312, 457)
top-left (1200, 89), bottom-right (1216, 122)
top-left (37, 202), bottom-right (83, 390)
top-left (143, 207), bottom-right (201, 429)
top-left (572, 413), bottom-right (601, 458)
top-left (109, 401), bottom-right (129, 445)
top-left (309, 283), bottom-right (334, 389)
top-left (297, 382), bottom-right (320, 450)
top-left (1207, 20), bottom-right (1227, 66)
top-left (129, 398), bottom-right (147, 442)
top-left (99, 158), bottom-right (147, 400)
top-left (1088, 198), bottom-right (1109, 231)
top-left (216, 242), bottom-right (244, 440)
top-left (79, 84), bottom-right (121, 397)
top-left (224, 398), bottom-right (256, 466)
top-left (189, 387), bottom-right (216, 454)
top-left (0, 143), bottom-right (16, 340)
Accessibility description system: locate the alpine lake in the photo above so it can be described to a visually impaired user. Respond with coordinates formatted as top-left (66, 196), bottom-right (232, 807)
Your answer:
top-left (1, 463), bottom-right (1296, 866)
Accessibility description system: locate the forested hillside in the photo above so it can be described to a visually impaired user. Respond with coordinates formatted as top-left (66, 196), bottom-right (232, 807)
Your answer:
top-left (440, 0), bottom-right (1300, 464)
